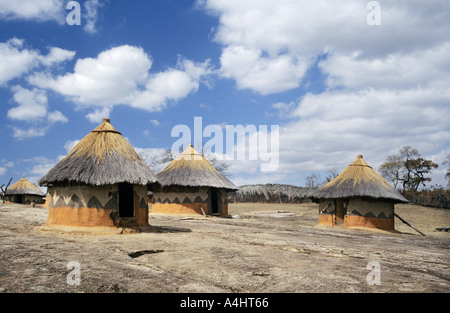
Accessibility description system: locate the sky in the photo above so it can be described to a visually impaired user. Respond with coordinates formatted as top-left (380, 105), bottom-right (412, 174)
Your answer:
top-left (0, 0), bottom-right (449, 190)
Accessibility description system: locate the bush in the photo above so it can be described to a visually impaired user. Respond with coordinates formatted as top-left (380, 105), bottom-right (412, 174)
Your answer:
top-left (403, 188), bottom-right (450, 209)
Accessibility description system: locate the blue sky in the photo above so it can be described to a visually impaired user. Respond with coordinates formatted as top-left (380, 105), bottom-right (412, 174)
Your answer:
top-left (0, 0), bottom-right (449, 190)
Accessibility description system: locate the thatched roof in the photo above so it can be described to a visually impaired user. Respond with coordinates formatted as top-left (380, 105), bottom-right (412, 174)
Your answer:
top-left (5, 177), bottom-right (45, 196)
top-left (39, 118), bottom-right (158, 187)
top-left (311, 155), bottom-right (408, 203)
top-left (230, 184), bottom-right (316, 202)
top-left (157, 144), bottom-right (237, 191)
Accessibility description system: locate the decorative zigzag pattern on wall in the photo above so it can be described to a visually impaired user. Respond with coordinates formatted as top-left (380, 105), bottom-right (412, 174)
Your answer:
top-left (152, 189), bottom-right (229, 205)
top-left (153, 195), bottom-right (208, 204)
top-left (348, 210), bottom-right (394, 219)
top-left (49, 191), bottom-right (148, 210)
top-left (321, 209), bottom-right (393, 219)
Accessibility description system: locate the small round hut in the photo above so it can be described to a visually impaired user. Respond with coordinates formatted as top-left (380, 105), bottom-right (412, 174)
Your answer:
top-left (151, 144), bottom-right (237, 216)
top-left (38, 118), bottom-right (158, 230)
top-left (4, 177), bottom-right (45, 204)
top-left (311, 155), bottom-right (408, 231)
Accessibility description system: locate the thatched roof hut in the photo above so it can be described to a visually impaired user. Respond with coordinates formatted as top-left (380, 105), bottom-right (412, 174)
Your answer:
top-left (157, 144), bottom-right (237, 190)
top-left (4, 177), bottom-right (45, 204)
top-left (152, 144), bottom-right (237, 216)
top-left (38, 118), bottom-right (158, 231)
top-left (311, 155), bottom-right (407, 231)
top-left (312, 155), bottom-right (407, 203)
top-left (39, 118), bottom-right (157, 187)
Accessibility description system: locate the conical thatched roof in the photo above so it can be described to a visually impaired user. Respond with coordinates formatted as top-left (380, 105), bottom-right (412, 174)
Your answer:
top-left (39, 118), bottom-right (158, 186)
top-left (157, 145), bottom-right (237, 191)
top-left (311, 155), bottom-right (408, 203)
top-left (5, 177), bottom-right (45, 196)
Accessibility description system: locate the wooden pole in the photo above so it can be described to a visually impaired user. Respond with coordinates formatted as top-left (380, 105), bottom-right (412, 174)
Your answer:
top-left (394, 213), bottom-right (426, 236)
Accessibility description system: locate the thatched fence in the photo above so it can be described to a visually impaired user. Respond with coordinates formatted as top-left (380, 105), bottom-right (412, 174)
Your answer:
top-left (228, 184), bottom-right (316, 204)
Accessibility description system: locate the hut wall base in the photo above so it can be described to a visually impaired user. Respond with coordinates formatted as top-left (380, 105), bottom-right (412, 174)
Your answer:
top-left (151, 203), bottom-right (229, 217)
top-left (46, 206), bottom-right (149, 228)
top-left (344, 215), bottom-right (394, 231)
top-left (318, 214), bottom-right (335, 227)
top-left (46, 207), bottom-right (117, 227)
top-left (151, 203), bottom-right (208, 216)
top-left (221, 204), bottom-right (228, 217)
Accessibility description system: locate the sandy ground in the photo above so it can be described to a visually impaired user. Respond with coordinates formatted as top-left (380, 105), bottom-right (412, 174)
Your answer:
top-left (0, 202), bottom-right (448, 293)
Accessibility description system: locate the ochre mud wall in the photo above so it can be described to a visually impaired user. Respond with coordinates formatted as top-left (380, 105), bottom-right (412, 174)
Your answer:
top-left (344, 215), bottom-right (394, 230)
top-left (45, 184), bottom-right (149, 228)
top-left (151, 203), bottom-right (209, 215)
top-left (318, 198), bottom-right (395, 231)
top-left (152, 187), bottom-right (229, 217)
top-left (345, 198), bottom-right (394, 230)
top-left (318, 200), bottom-right (335, 227)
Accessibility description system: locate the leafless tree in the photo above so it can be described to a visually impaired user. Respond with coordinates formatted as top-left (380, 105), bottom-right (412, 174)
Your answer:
top-left (1, 177), bottom-right (13, 203)
top-left (323, 168), bottom-right (339, 183)
top-left (442, 154), bottom-right (450, 189)
top-left (379, 155), bottom-right (403, 188)
top-left (305, 173), bottom-right (321, 188)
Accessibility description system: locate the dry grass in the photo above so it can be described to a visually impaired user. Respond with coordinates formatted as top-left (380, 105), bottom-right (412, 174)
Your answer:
top-left (229, 202), bottom-right (450, 237)
top-left (395, 203), bottom-right (450, 236)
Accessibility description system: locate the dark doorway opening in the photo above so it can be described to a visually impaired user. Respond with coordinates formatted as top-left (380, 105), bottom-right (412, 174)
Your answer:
top-left (15, 195), bottom-right (24, 204)
top-left (210, 188), bottom-right (219, 215)
top-left (335, 198), bottom-right (347, 224)
top-left (119, 183), bottom-right (134, 217)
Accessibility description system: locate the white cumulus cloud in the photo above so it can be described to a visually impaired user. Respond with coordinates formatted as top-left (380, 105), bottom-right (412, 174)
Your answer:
top-left (199, 0), bottom-right (450, 187)
top-left (202, 0), bottom-right (450, 95)
top-left (7, 86), bottom-right (49, 121)
top-left (28, 45), bottom-right (213, 121)
top-left (0, 38), bottom-right (75, 86)
top-left (83, 0), bottom-right (102, 34)
top-left (6, 86), bottom-right (69, 140)
top-left (0, 0), bottom-right (64, 23)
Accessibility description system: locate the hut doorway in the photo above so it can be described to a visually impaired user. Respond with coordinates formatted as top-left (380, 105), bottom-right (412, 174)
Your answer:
top-left (119, 183), bottom-right (134, 217)
top-left (15, 195), bottom-right (24, 204)
top-left (209, 188), bottom-right (220, 215)
top-left (335, 199), bottom-right (346, 224)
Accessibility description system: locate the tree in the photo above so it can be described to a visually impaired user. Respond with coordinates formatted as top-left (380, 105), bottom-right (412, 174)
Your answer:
top-left (305, 173), bottom-right (321, 188)
top-left (323, 168), bottom-right (339, 184)
top-left (138, 149), bottom-right (174, 173)
top-left (379, 146), bottom-right (438, 192)
top-left (204, 153), bottom-right (231, 177)
top-left (443, 154), bottom-right (450, 189)
top-left (1, 177), bottom-right (13, 203)
top-left (403, 157), bottom-right (438, 191)
top-left (379, 155), bottom-right (403, 188)
top-left (398, 146), bottom-right (420, 192)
